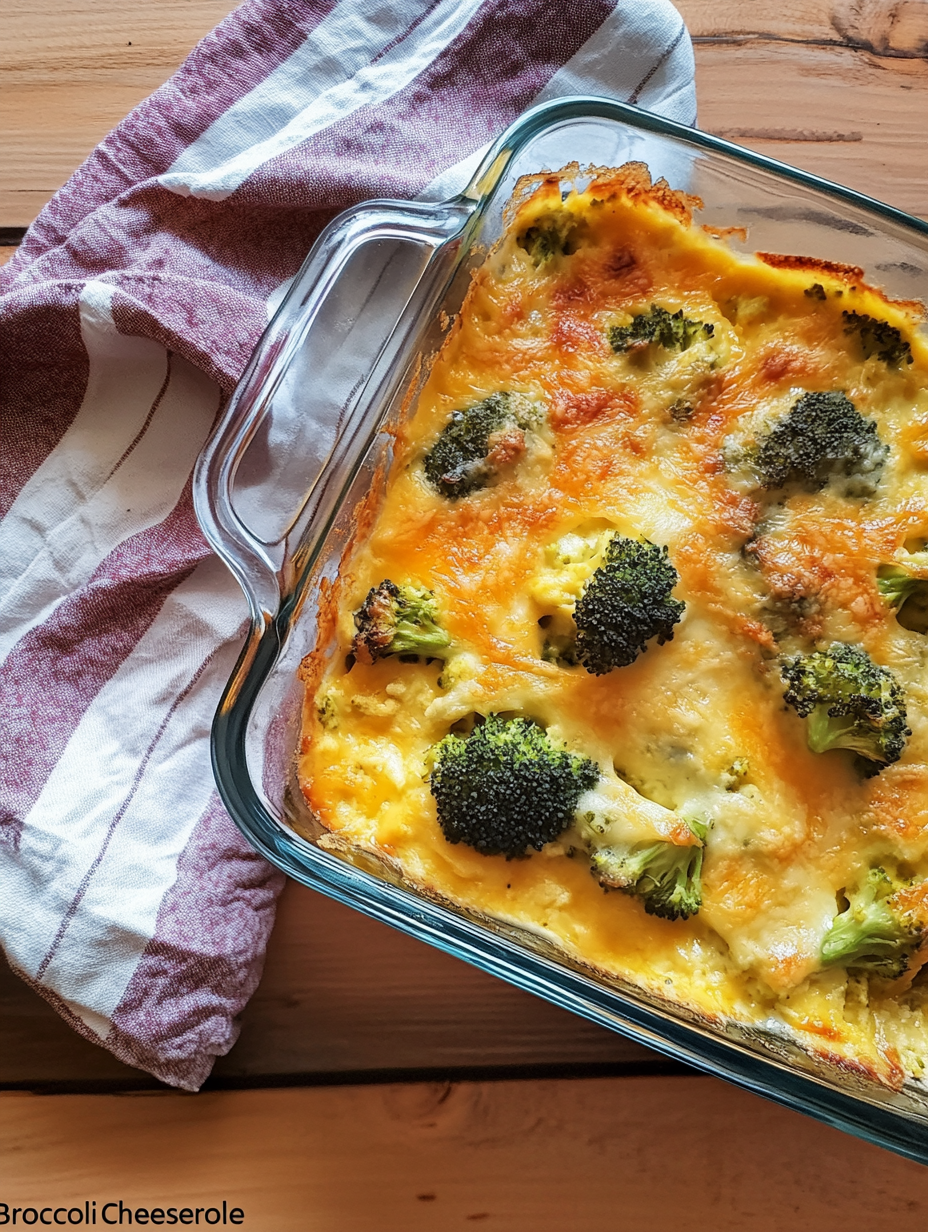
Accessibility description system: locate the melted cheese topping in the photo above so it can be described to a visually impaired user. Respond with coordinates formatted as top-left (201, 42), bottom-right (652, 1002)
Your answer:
top-left (298, 165), bottom-right (928, 1087)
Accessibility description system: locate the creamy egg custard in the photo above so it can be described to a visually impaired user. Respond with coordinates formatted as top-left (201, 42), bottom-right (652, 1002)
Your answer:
top-left (298, 164), bottom-right (928, 1087)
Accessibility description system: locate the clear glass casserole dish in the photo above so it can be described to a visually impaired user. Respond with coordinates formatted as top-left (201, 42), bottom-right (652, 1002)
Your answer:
top-left (193, 97), bottom-right (928, 1163)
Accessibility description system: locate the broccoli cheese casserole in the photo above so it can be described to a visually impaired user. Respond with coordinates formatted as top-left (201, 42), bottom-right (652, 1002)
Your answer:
top-left (297, 163), bottom-right (928, 1088)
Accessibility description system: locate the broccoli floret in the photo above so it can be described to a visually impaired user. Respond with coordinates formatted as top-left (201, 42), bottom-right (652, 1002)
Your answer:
top-left (589, 817), bottom-right (708, 921)
top-left (422, 391), bottom-right (543, 500)
top-left (877, 564), bottom-right (928, 633)
top-left (532, 530), bottom-right (685, 674)
top-left (517, 210), bottom-right (583, 266)
top-left (753, 390), bottom-right (887, 496)
top-left (843, 311), bottom-right (913, 368)
top-left (609, 304), bottom-right (714, 355)
top-left (781, 643), bottom-right (910, 774)
top-left (573, 536), bottom-right (685, 675)
top-left (531, 528), bottom-right (684, 674)
top-left (821, 868), bottom-right (928, 978)
top-left (352, 580), bottom-right (451, 664)
top-left (429, 714), bottom-right (598, 858)
top-left (721, 757), bottom-right (749, 790)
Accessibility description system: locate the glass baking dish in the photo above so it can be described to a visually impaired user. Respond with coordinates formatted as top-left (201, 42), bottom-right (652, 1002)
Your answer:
top-left (193, 96), bottom-right (928, 1163)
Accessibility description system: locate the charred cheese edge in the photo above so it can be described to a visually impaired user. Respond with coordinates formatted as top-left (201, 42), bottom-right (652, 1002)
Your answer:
top-left (298, 164), bottom-right (928, 1089)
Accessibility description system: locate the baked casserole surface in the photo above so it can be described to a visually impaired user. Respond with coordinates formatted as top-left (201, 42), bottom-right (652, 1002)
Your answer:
top-left (298, 165), bottom-right (928, 1088)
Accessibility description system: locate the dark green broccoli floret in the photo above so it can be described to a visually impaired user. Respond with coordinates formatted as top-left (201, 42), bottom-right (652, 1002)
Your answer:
top-left (608, 305), bottom-right (714, 355)
top-left (422, 392), bottom-right (542, 500)
top-left (754, 390), bottom-right (887, 496)
top-left (352, 580), bottom-right (451, 664)
top-left (781, 643), bottom-right (910, 774)
top-left (589, 817), bottom-right (708, 921)
top-left (843, 311), bottom-right (913, 368)
top-left (429, 714), bottom-right (598, 858)
top-left (517, 210), bottom-right (584, 266)
top-left (573, 536), bottom-right (685, 675)
top-left (877, 564), bottom-right (928, 633)
top-left (821, 868), bottom-right (928, 978)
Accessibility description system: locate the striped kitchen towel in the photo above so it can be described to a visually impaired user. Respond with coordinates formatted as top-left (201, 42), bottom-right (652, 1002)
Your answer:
top-left (0, 0), bottom-right (696, 1089)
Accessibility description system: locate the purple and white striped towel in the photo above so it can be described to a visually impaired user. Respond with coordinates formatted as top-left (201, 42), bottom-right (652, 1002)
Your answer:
top-left (0, 0), bottom-right (696, 1090)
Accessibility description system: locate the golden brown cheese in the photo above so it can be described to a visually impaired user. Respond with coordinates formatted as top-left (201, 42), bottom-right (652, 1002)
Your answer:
top-left (297, 164), bottom-right (928, 1087)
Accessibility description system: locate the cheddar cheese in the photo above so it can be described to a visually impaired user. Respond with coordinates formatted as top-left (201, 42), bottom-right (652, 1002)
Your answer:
top-left (298, 164), bottom-right (928, 1088)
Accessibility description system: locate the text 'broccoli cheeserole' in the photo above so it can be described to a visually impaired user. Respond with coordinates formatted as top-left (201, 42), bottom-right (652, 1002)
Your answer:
top-left (298, 164), bottom-right (928, 1088)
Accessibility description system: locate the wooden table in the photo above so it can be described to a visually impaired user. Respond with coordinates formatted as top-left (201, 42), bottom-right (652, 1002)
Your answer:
top-left (4, 2), bottom-right (928, 1224)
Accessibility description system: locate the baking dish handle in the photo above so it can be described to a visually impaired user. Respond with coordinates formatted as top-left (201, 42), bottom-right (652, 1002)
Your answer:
top-left (193, 196), bottom-right (475, 630)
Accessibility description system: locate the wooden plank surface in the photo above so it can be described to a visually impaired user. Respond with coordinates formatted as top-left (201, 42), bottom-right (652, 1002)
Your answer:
top-left (0, 883), bottom-right (661, 1088)
top-left (691, 42), bottom-right (928, 217)
top-left (0, 0), bottom-right (238, 225)
top-left (3, 0), bottom-right (928, 224)
top-left (683, 0), bottom-right (928, 218)
top-left (3, 1076), bottom-right (928, 1230)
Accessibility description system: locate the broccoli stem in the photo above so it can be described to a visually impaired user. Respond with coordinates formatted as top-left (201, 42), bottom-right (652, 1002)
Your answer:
top-left (806, 707), bottom-right (887, 760)
top-left (877, 565), bottom-right (924, 610)
top-left (877, 565), bottom-right (928, 634)
top-left (590, 818), bottom-right (707, 921)
top-left (821, 869), bottom-right (922, 977)
top-left (821, 897), bottom-right (902, 971)
top-left (389, 612), bottom-right (452, 657)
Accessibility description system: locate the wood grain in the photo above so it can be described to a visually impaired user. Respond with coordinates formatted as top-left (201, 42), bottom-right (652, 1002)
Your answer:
top-left (676, 0), bottom-right (928, 218)
top-left (2, 1077), bottom-right (928, 1230)
top-left (682, 0), bottom-right (928, 50)
top-left (0, 0), bottom-right (238, 225)
top-left (4, 1), bottom-right (928, 224)
top-left (689, 40), bottom-right (928, 218)
top-left (220, 881), bottom-right (662, 1080)
top-left (0, 882), bottom-right (661, 1088)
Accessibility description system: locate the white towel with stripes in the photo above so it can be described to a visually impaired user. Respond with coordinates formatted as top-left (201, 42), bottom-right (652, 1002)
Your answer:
top-left (0, 0), bottom-right (696, 1089)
